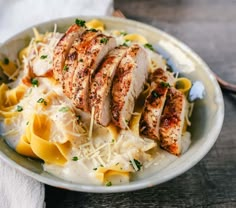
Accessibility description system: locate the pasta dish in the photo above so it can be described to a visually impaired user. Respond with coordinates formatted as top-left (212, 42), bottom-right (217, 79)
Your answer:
top-left (0, 19), bottom-right (195, 186)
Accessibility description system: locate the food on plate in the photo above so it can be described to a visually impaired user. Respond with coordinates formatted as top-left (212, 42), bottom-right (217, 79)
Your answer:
top-left (111, 44), bottom-right (148, 129)
top-left (0, 19), bottom-right (197, 186)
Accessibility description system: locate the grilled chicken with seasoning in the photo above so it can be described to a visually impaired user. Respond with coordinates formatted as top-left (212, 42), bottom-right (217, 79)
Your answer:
top-left (90, 46), bottom-right (128, 126)
top-left (140, 68), bottom-right (175, 140)
top-left (51, 21), bottom-right (192, 157)
top-left (53, 24), bottom-right (86, 82)
top-left (72, 34), bottom-right (116, 112)
top-left (111, 44), bottom-right (148, 129)
top-left (159, 87), bottom-right (187, 156)
top-left (63, 30), bottom-right (101, 98)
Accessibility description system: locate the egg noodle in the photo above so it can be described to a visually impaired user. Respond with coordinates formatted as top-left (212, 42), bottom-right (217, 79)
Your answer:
top-left (0, 19), bottom-right (193, 186)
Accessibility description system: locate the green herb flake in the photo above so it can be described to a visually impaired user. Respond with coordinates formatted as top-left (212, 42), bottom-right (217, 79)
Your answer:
top-left (16, 105), bottom-right (23, 112)
top-left (37, 98), bottom-right (47, 105)
top-left (59, 106), bottom-right (70, 112)
top-left (63, 65), bottom-right (69, 71)
top-left (88, 28), bottom-right (97, 32)
top-left (130, 159), bottom-right (142, 171)
top-left (75, 19), bottom-right (86, 27)
top-left (105, 181), bottom-right (112, 187)
top-left (26, 121), bottom-right (29, 125)
top-left (72, 156), bottom-right (78, 161)
top-left (144, 43), bottom-right (154, 51)
top-left (120, 31), bottom-right (127, 36)
top-left (100, 38), bottom-right (108, 44)
top-left (3, 58), bottom-right (9, 65)
top-left (151, 91), bottom-right (160, 98)
top-left (122, 42), bottom-right (128, 47)
top-left (93, 168), bottom-right (97, 171)
top-left (40, 55), bottom-right (47, 59)
top-left (31, 78), bottom-right (38, 87)
top-left (160, 82), bottom-right (170, 88)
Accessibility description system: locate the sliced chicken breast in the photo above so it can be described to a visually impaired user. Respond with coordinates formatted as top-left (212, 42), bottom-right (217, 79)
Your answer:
top-left (159, 87), bottom-right (186, 156)
top-left (139, 81), bottom-right (170, 139)
top-left (140, 68), bottom-right (175, 139)
top-left (63, 30), bottom-right (101, 98)
top-left (72, 34), bottom-right (117, 112)
top-left (111, 44), bottom-right (148, 129)
top-left (53, 24), bottom-right (86, 82)
top-left (90, 46), bottom-right (128, 126)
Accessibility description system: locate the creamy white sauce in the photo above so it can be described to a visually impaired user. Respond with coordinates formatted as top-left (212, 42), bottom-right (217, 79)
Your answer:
top-left (44, 160), bottom-right (101, 185)
top-left (156, 40), bottom-right (195, 73)
top-left (44, 130), bottom-right (191, 185)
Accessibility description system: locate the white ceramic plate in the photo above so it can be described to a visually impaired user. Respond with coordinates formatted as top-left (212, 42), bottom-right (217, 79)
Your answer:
top-left (0, 16), bottom-right (224, 193)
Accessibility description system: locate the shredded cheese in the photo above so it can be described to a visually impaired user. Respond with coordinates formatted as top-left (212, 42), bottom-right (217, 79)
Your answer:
top-left (88, 107), bottom-right (95, 141)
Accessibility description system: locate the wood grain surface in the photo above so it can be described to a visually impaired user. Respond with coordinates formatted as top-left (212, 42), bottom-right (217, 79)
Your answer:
top-left (45, 1), bottom-right (236, 207)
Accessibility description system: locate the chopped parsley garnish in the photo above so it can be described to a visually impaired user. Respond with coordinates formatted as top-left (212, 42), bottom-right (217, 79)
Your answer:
top-left (79, 59), bottom-right (83, 62)
top-left (72, 156), bottom-right (78, 161)
top-left (151, 91), bottom-right (160, 98)
top-left (3, 58), bottom-right (9, 65)
top-left (130, 159), bottom-right (142, 171)
top-left (120, 31), bottom-right (127, 36)
top-left (144, 43), bottom-right (154, 51)
top-left (100, 38), bottom-right (108, 44)
top-left (37, 98), bottom-right (47, 105)
top-left (105, 181), bottom-right (112, 186)
top-left (16, 105), bottom-right (23, 112)
top-left (88, 28), bottom-right (97, 32)
top-left (160, 82), bottom-right (170, 88)
top-left (59, 106), bottom-right (70, 112)
top-left (111, 139), bottom-right (115, 143)
top-left (75, 19), bottom-right (86, 27)
top-left (63, 65), bottom-right (69, 71)
top-left (40, 55), bottom-right (47, 59)
top-left (26, 121), bottom-right (29, 125)
top-left (31, 78), bottom-right (38, 87)
top-left (122, 42), bottom-right (128, 47)
top-left (93, 168), bottom-right (97, 171)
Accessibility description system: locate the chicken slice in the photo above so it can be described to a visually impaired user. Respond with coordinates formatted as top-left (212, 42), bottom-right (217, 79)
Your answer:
top-left (111, 44), bottom-right (148, 129)
top-left (140, 68), bottom-right (175, 139)
top-left (62, 30), bottom-right (101, 98)
top-left (53, 24), bottom-right (86, 82)
top-left (72, 34), bottom-right (117, 112)
top-left (159, 87), bottom-right (186, 156)
top-left (90, 46), bottom-right (128, 126)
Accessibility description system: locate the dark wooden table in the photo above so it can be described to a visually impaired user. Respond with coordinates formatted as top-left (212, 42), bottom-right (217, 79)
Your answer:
top-left (45, 1), bottom-right (236, 207)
